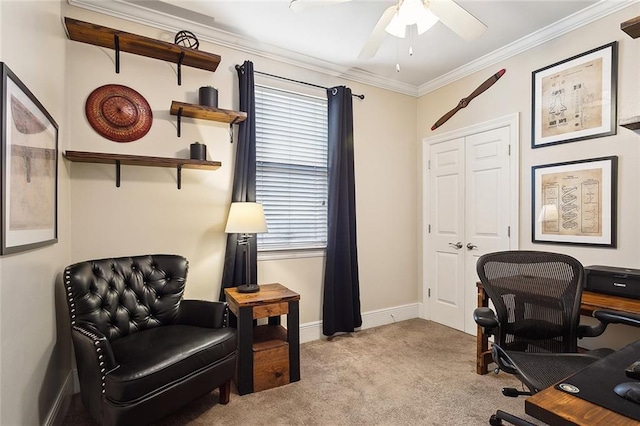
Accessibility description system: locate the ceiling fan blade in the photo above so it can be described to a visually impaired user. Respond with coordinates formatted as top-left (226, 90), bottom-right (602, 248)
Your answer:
top-left (289, 0), bottom-right (351, 11)
top-left (358, 5), bottom-right (397, 59)
top-left (428, 0), bottom-right (487, 41)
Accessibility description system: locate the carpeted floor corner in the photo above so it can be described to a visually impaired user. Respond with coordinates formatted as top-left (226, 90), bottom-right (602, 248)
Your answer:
top-left (63, 319), bottom-right (543, 425)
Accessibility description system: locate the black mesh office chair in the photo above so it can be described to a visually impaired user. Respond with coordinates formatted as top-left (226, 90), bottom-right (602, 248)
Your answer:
top-left (473, 251), bottom-right (640, 426)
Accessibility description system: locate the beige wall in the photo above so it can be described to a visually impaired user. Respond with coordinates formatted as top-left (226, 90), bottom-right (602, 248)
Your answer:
top-left (63, 6), bottom-right (419, 326)
top-left (3, 2), bottom-right (639, 424)
top-left (418, 4), bottom-right (640, 349)
top-left (0, 1), bottom-right (72, 425)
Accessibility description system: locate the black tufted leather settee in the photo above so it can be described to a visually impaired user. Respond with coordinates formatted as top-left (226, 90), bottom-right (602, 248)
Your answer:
top-left (64, 255), bottom-right (237, 426)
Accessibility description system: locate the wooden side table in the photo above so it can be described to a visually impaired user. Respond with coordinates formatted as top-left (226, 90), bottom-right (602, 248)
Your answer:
top-left (224, 283), bottom-right (301, 395)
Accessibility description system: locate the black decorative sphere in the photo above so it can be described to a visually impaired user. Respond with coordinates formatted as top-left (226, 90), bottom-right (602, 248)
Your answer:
top-left (174, 30), bottom-right (199, 50)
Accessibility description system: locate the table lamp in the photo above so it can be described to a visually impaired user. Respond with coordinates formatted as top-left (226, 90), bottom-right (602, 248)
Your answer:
top-left (225, 202), bottom-right (268, 293)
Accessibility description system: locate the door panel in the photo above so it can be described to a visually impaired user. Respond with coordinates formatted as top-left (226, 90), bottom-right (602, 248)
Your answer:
top-left (428, 138), bottom-right (465, 330)
top-left (427, 126), bottom-right (512, 334)
top-left (463, 126), bottom-right (511, 333)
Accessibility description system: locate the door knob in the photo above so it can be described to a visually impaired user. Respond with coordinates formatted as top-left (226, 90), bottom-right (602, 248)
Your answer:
top-left (449, 242), bottom-right (463, 249)
top-left (467, 243), bottom-right (478, 250)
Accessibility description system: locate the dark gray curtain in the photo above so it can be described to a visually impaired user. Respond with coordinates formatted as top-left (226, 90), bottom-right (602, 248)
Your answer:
top-left (322, 86), bottom-right (362, 336)
top-left (219, 60), bottom-right (257, 301)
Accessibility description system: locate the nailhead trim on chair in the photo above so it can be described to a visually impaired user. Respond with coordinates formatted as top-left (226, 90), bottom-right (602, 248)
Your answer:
top-left (72, 324), bottom-right (108, 394)
top-left (64, 268), bottom-right (76, 325)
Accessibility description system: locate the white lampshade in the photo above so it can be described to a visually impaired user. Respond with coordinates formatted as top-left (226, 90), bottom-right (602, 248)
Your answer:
top-left (225, 202), bottom-right (268, 234)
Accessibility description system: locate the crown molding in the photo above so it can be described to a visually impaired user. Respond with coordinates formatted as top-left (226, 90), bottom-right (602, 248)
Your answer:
top-left (68, 0), bottom-right (636, 98)
top-left (417, 0), bottom-right (638, 96)
top-left (67, 0), bottom-right (419, 96)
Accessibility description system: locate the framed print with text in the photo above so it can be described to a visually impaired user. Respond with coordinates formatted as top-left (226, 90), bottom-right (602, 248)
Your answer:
top-left (532, 156), bottom-right (617, 247)
top-left (532, 42), bottom-right (617, 148)
top-left (1, 62), bottom-right (58, 254)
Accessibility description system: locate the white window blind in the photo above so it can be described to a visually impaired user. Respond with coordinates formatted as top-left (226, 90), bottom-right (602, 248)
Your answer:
top-left (255, 85), bottom-right (328, 251)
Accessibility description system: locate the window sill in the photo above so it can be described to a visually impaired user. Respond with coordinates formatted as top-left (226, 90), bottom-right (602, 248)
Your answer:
top-left (257, 248), bottom-right (326, 261)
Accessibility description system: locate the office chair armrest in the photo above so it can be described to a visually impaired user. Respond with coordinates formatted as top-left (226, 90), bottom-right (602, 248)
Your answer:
top-left (577, 322), bottom-right (607, 338)
top-left (577, 309), bottom-right (640, 338)
top-left (594, 309), bottom-right (640, 328)
top-left (175, 300), bottom-right (230, 328)
top-left (474, 307), bottom-right (499, 335)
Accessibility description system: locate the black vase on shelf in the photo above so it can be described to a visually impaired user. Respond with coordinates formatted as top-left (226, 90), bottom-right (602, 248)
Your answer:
top-left (190, 142), bottom-right (207, 160)
top-left (199, 86), bottom-right (218, 108)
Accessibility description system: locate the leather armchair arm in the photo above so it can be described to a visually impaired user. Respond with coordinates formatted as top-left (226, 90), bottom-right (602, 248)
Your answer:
top-left (473, 307), bottom-right (499, 336)
top-left (72, 322), bottom-right (117, 371)
top-left (71, 322), bottom-right (118, 416)
top-left (175, 300), bottom-right (229, 328)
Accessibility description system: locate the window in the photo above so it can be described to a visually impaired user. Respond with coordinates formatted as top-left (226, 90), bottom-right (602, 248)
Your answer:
top-left (255, 85), bottom-right (328, 251)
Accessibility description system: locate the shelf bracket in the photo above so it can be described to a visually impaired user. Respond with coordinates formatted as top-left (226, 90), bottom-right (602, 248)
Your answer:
top-left (229, 117), bottom-right (240, 143)
top-left (176, 107), bottom-right (183, 137)
top-left (177, 51), bottom-right (185, 86)
top-left (114, 35), bottom-right (120, 74)
top-left (115, 160), bottom-right (121, 188)
top-left (177, 165), bottom-right (183, 190)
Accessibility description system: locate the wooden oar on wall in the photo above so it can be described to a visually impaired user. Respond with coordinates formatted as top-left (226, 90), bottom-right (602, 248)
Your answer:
top-left (431, 68), bottom-right (506, 131)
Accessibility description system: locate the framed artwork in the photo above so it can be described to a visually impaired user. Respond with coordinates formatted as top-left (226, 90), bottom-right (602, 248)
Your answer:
top-left (531, 41), bottom-right (617, 148)
top-left (1, 62), bottom-right (58, 255)
top-left (532, 156), bottom-right (617, 247)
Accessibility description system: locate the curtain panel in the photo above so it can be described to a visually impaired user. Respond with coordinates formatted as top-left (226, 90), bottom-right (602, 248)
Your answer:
top-left (220, 60), bottom-right (257, 301)
top-left (322, 86), bottom-right (362, 336)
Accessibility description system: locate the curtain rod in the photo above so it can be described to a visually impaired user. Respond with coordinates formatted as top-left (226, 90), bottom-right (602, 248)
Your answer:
top-left (235, 65), bottom-right (365, 100)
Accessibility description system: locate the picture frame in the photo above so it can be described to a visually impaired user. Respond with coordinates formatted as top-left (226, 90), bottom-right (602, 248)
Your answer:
top-left (531, 41), bottom-right (617, 148)
top-left (532, 156), bottom-right (617, 247)
top-left (1, 62), bottom-right (58, 255)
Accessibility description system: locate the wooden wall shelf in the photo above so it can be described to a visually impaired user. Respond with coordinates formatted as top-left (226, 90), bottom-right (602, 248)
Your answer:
top-left (621, 16), bottom-right (640, 38)
top-left (63, 17), bottom-right (221, 85)
top-left (619, 116), bottom-right (640, 131)
top-left (64, 150), bottom-right (221, 189)
top-left (170, 101), bottom-right (247, 139)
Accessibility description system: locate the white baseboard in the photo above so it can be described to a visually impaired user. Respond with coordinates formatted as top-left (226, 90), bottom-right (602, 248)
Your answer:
top-left (299, 302), bottom-right (421, 343)
top-left (45, 371), bottom-right (74, 426)
top-left (418, 302), bottom-right (427, 320)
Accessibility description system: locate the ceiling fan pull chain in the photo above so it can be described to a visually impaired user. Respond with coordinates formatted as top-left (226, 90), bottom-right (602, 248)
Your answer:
top-left (409, 26), bottom-right (414, 56)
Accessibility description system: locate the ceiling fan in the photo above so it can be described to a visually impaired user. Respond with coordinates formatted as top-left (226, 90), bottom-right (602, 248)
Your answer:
top-left (290, 0), bottom-right (487, 59)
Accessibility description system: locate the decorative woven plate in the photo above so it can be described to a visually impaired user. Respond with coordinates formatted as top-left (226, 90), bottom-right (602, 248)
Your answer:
top-left (85, 84), bottom-right (152, 142)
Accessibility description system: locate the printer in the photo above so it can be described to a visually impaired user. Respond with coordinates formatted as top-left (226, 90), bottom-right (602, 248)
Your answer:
top-left (584, 265), bottom-right (640, 299)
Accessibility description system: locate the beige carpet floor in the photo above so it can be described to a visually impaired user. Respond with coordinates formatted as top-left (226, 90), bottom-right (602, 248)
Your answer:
top-left (63, 319), bottom-right (543, 425)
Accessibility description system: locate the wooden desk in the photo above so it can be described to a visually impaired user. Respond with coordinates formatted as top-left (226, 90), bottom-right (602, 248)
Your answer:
top-left (525, 383), bottom-right (635, 425)
top-left (225, 283), bottom-right (301, 395)
top-left (525, 339), bottom-right (640, 425)
top-left (476, 282), bottom-right (640, 375)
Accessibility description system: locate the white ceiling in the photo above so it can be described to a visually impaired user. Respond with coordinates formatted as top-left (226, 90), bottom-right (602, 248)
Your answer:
top-left (69, 0), bottom-right (634, 95)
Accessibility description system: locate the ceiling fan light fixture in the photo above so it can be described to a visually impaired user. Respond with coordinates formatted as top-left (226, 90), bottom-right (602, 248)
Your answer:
top-left (385, 0), bottom-right (439, 38)
top-left (385, 13), bottom-right (407, 38)
top-left (416, 7), bottom-right (439, 35)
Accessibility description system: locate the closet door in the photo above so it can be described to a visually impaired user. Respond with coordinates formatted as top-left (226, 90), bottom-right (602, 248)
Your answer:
top-left (462, 126), bottom-right (511, 333)
top-left (427, 126), bottom-right (512, 334)
top-left (428, 137), bottom-right (466, 330)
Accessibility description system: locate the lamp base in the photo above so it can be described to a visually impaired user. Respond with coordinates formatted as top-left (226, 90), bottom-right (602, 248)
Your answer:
top-left (237, 283), bottom-right (260, 293)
